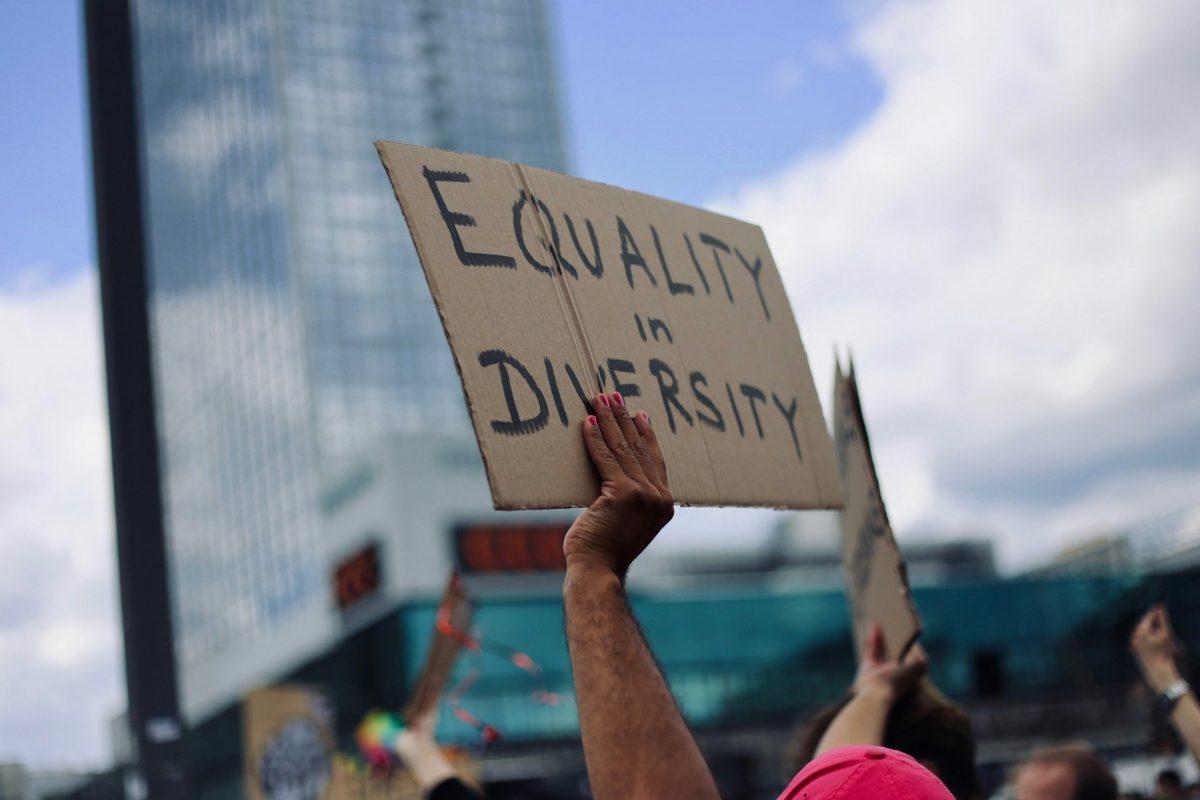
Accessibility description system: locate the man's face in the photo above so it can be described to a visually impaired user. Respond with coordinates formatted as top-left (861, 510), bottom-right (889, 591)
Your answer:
top-left (1015, 762), bottom-right (1076, 800)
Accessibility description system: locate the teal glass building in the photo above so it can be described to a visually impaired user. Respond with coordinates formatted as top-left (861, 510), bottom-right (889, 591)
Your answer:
top-left (175, 567), bottom-right (1200, 799)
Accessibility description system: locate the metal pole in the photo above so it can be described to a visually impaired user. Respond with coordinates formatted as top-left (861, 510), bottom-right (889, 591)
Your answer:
top-left (82, 1), bottom-right (188, 795)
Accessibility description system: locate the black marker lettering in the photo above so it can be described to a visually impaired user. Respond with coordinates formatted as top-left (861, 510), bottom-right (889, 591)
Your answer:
top-left (635, 314), bottom-right (648, 342)
top-left (564, 363), bottom-right (595, 415)
top-left (690, 372), bottom-right (725, 431)
top-left (647, 317), bottom-right (673, 343)
top-left (607, 358), bottom-right (641, 399)
top-left (740, 383), bottom-right (767, 438)
top-left (478, 349), bottom-right (547, 435)
top-left (513, 192), bottom-right (576, 278)
top-left (726, 382), bottom-right (745, 437)
top-left (649, 359), bottom-right (693, 433)
top-left (564, 213), bottom-right (603, 278)
top-left (512, 192), bottom-right (553, 275)
top-left (617, 216), bottom-right (657, 289)
top-left (699, 233), bottom-right (734, 302)
top-left (651, 225), bottom-right (694, 296)
top-left (424, 167), bottom-right (516, 268)
top-left (772, 392), bottom-right (802, 461)
top-left (684, 233), bottom-right (711, 295)
top-left (540, 197), bottom-right (576, 278)
top-left (545, 357), bottom-right (568, 426)
top-left (734, 248), bottom-right (769, 321)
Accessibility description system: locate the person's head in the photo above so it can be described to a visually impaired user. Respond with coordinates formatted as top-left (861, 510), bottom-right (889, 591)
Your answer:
top-left (1155, 768), bottom-right (1183, 798)
top-left (793, 682), bottom-right (983, 800)
top-left (779, 745), bottom-right (954, 800)
top-left (1013, 744), bottom-right (1116, 800)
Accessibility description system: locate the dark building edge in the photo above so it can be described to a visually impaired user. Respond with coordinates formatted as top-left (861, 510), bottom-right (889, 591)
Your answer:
top-left (82, 0), bottom-right (188, 796)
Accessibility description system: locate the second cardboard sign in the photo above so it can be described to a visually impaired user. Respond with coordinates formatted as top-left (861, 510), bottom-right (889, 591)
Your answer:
top-left (376, 141), bottom-right (842, 510)
top-left (833, 358), bottom-right (921, 659)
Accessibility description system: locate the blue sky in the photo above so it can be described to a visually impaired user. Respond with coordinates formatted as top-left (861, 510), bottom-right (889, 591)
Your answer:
top-left (0, 4), bottom-right (89, 284)
top-left (556, 2), bottom-right (881, 203)
top-left (3, 0), bottom-right (1199, 770)
top-left (0, 2), bottom-right (879, 286)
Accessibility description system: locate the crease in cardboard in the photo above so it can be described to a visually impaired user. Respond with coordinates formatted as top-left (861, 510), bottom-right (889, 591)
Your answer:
top-left (509, 163), bottom-right (600, 401)
top-left (630, 207), bottom-right (722, 500)
top-left (375, 141), bottom-right (845, 510)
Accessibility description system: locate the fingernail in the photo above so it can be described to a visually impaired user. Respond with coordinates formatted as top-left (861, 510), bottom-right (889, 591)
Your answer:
top-left (598, 394), bottom-right (609, 407)
top-left (611, 391), bottom-right (623, 406)
top-left (640, 411), bottom-right (650, 423)
top-left (587, 415), bottom-right (597, 426)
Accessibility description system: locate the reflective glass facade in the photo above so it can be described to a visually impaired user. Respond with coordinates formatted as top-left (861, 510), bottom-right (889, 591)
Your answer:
top-left (129, 0), bottom-right (567, 679)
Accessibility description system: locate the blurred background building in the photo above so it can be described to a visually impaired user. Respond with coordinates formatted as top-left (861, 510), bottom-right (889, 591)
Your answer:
top-left (86, 0), bottom-right (569, 795)
top-left (1031, 506), bottom-right (1200, 578)
top-left (0, 763), bottom-right (90, 800)
top-left (80, 0), bottom-right (1200, 798)
top-left (636, 511), bottom-right (996, 589)
top-left (98, 0), bottom-right (567, 718)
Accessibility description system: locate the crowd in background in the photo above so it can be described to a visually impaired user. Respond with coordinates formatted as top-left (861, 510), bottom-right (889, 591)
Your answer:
top-left (388, 393), bottom-right (1198, 800)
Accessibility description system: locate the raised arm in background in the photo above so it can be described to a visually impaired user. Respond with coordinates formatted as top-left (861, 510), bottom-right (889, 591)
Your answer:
top-left (562, 391), bottom-right (721, 800)
top-left (814, 625), bottom-right (928, 757)
top-left (394, 709), bottom-right (481, 800)
top-left (1131, 605), bottom-right (1200, 767)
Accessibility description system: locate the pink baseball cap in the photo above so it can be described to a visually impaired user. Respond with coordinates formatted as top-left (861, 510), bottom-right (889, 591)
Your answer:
top-left (777, 745), bottom-right (954, 800)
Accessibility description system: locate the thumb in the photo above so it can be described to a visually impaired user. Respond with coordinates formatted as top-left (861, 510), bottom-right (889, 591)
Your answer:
top-left (897, 648), bottom-right (930, 687)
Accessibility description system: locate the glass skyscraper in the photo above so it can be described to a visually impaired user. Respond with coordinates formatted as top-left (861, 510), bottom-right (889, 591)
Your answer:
top-left (127, 0), bottom-right (568, 707)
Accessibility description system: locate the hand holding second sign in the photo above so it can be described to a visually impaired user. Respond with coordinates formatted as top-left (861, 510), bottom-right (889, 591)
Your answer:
top-left (564, 392), bottom-right (674, 579)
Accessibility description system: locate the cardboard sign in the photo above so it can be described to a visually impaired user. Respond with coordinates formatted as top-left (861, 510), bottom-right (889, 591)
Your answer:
top-left (833, 358), bottom-right (921, 659)
top-left (403, 571), bottom-right (473, 721)
top-left (376, 141), bottom-right (842, 510)
top-left (244, 686), bottom-right (335, 800)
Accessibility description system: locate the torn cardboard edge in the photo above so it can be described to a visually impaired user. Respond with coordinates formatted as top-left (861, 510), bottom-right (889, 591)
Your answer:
top-left (375, 141), bottom-right (843, 511)
top-left (834, 353), bottom-right (921, 660)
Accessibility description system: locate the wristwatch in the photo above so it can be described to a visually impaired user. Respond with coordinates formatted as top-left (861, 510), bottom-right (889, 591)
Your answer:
top-left (1158, 679), bottom-right (1191, 714)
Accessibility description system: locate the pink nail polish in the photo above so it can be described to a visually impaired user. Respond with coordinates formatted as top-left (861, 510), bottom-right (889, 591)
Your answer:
top-left (587, 415), bottom-right (597, 426)
top-left (598, 394), bottom-right (609, 407)
top-left (612, 391), bottom-right (623, 406)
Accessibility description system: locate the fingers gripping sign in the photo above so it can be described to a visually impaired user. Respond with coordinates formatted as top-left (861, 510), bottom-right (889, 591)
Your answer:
top-left (853, 624), bottom-right (929, 703)
top-left (594, 391), bottom-right (649, 484)
top-left (565, 392), bottom-right (675, 578)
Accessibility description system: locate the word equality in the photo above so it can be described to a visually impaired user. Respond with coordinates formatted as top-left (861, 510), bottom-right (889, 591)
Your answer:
top-left (423, 167), bottom-right (774, 323)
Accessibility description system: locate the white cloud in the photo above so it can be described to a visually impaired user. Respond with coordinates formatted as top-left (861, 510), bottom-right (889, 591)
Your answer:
top-left (715, 0), bottom-right (1200, 569)
top-left (0, 269), bottom-right (123, 768)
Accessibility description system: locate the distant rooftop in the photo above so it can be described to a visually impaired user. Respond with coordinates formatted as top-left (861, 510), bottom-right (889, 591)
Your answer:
top-left (1032, 505), bottom-right (1200, 577)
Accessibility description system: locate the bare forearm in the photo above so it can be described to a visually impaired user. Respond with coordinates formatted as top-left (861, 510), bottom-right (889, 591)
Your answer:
top-left (1171, 693), bottom-right (1200, 767)
top-left (396, 735), bottom-right (457, 791)
top-left (564, 562), bottom-right (719, 800)
top-left (814, 686), bottom-right (892, 757)
top-left (1141, 659), bottom-right (1200, 767)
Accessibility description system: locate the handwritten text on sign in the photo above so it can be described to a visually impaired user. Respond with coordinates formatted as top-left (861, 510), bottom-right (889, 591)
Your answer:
top-left (377, 142), bottom-right (841, 510)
